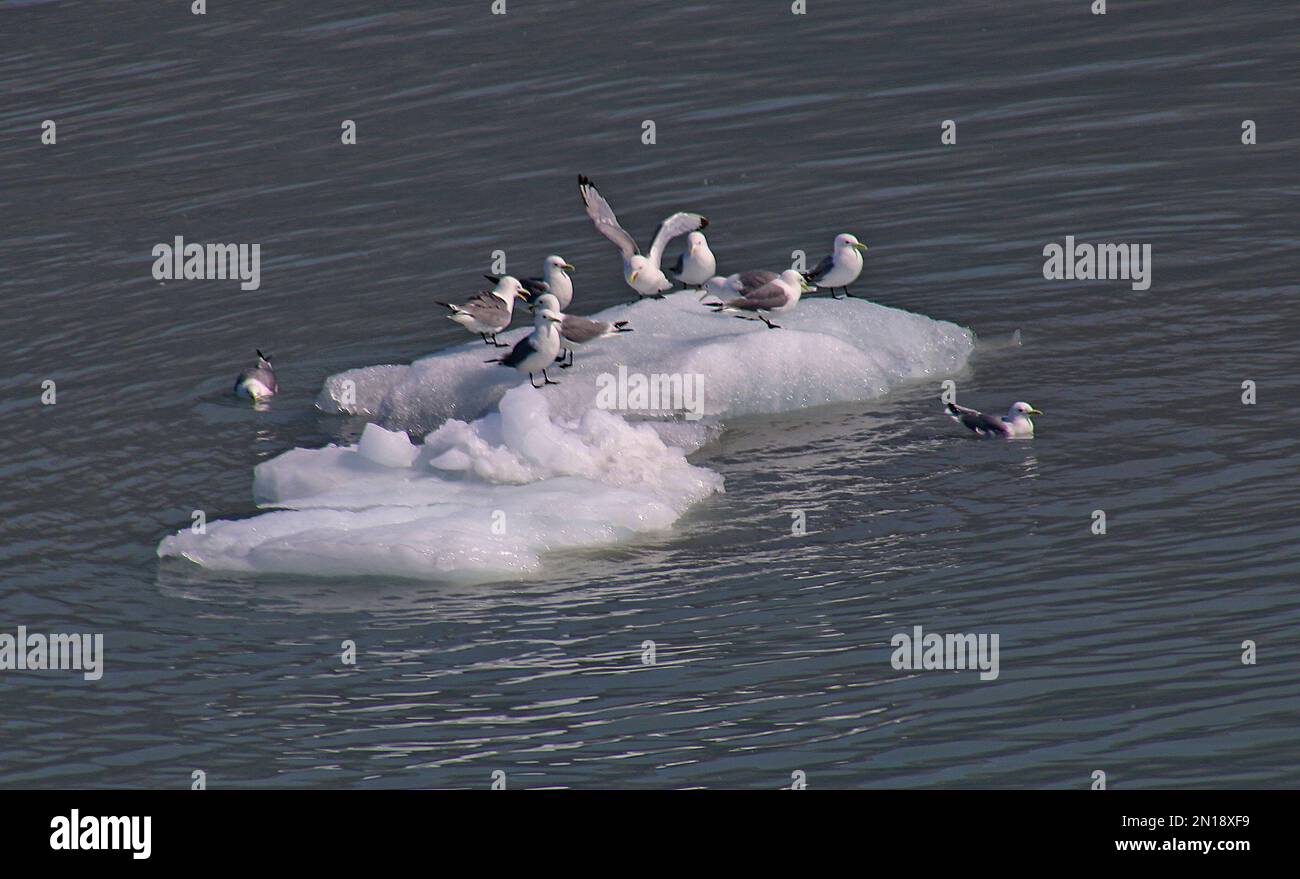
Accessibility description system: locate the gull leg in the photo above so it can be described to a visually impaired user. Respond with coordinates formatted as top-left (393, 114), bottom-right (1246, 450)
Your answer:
top-left (543, 369), bottom-right (560, 385)
top-left (492, 334), bottom-right (509, 348)
top-left (557, 348), bottom-right (573, 369)
top-left (758, 313), bottom-right (781, 330)
top-left (529, 373), bottom-right (543, 389)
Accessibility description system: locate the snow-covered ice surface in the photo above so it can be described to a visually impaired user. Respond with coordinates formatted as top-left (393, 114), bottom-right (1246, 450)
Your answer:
top-left (158, 293), bottom-right (974, 583)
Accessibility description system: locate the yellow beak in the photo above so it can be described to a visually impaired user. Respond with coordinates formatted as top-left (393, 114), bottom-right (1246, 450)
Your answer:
top-left (630, 271), bottom-right (639, 283)
top-left (1028, 408), bottom-right (1044, 416)
top-left (562, 263), bottom-right (576, 272)
top-left (851, 242), bottom-right (869, 251)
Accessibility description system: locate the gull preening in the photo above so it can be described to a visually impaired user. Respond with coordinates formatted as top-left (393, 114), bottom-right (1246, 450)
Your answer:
top-left (438, 276), bottom-right (528, 347)
top-left (234, 350), bottom-right (277, 401)
top-left (578, 174), bottom-right (708, 299)
top-left (486, 255), bottom-right (575, 310)
top-left (487, 296), bottom-right (565, 388)
top-left (669, 231), bottom-right (716, 289)
top-left (704, 269), bottom-right (812, 329)
top-left (804, 233), bottom-right (868, 298)
top-left (945, 401), bottom-right (1044, 438)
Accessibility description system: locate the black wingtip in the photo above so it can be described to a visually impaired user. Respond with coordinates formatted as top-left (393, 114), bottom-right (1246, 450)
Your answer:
top-left (613, 321), bottom-right (632, 332)
top-left (699, 216), bottom-right (709, 230)
top-left (945, 402), bottom-right (959, 414)
top-left (256, 349), bottom-right (271, 363)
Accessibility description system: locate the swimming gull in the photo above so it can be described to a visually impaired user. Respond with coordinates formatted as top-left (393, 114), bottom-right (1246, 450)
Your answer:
top-left (945, 401), bottom-right (1043, 438)
top-left (234, 350), bottom-right (278, 401)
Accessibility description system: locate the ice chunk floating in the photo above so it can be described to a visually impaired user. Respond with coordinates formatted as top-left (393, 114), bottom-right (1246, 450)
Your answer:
top-left (159, 293), bottom-right (975, 583)
top-left (316, 293), bottom-right (974, 434)
top-left (159, 389), bottom-right (723, 583)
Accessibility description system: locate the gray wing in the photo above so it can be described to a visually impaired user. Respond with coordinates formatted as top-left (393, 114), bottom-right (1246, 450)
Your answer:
top-left (235, 366), bottom-right (277, 393)
top-left (499, 333), bottom-right (538, 368)
top-left (802, 253), bottom-right (835, 283)
top-left (579, 175), bottom-right (638, 258)
top-left (733, 280), bottom-right (792, 311)
top-left (560, 315), bottom-right (611, 344)
top-left (946, 403), bottom-right (1008, 436)
top-left (734, 270), bottom-right (778, 294)
top-left (669, 251), bottom-right (685, 275)
top-left (648, 212), bottom-right (708, 266)
top-left (459, 292), bottom-right (510, 323)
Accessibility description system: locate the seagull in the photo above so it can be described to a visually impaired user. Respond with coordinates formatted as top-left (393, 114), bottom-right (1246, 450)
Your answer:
top-left (485, 255), bottom-right (575, 310)
top-left (525, 293), bottom-right (633, 368)
top-left (486, 297), bottom-right (565, 388)
top-left (803, 233), bottom-right (868, 298)
top-left (704, 269), bottom-right (812, 329)
top-left (700, 270), bottom-right (779, 301)
top-left (945, 401), bottom-right (1044, 438)
top-left (669, 231), bottom-right (716, 289)
top-left (578, 174), bottom-right (708, 299)
top-left (234, 350), bottom-right (278, 401)
top-left (437, 276), bottom-right (528, 347)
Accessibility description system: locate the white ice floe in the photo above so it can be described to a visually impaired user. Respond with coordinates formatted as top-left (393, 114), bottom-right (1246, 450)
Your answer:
top-left (159, 388), bottom-right (723, 583)
top-left (159, 293), bottom-right (975, 583)
top-left (316, 293), bottom-right (975, 433)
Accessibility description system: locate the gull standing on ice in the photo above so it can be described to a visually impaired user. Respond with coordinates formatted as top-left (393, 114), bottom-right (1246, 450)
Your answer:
top-left (700, 270), bottom-right (779, 301)
top-left (803, 233), bottom-right (869, 298)
top-left (669, 231), bottom-right (716, 289)
top-left (578, 174), bottom-right (708, 299)
top-left (437, 276), bottom-right (528, 347)
top-left (945, 401), bottom-right (1044, 438)
top-left (704, 269), bottom-right (812, 329)
top-left (486, 297), bottom-right (565, 388)
top-left (486, 255), bottom-right (575, 310)
top-left (524, 292), bottom-right (633, 369)
top-left (234, 350), bottom-right (278, 402)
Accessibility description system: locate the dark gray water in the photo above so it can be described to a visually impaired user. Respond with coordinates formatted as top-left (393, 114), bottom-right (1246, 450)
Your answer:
top-left (3, 0), bottom-right (1298, 788)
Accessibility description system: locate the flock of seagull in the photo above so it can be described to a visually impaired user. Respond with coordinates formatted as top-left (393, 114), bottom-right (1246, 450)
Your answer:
top-left (435, 175), bottom-right (872, 387)
top-left (234, 174), bottom-right (1043, 437)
